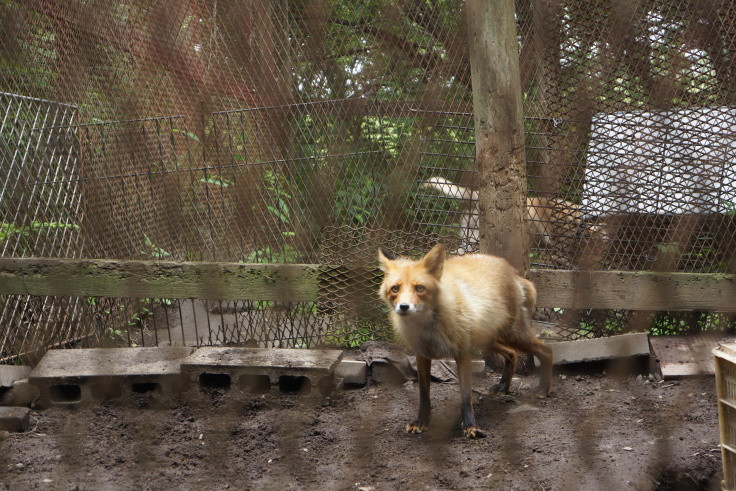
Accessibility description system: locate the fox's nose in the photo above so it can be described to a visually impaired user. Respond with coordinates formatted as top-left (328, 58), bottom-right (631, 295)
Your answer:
top-left (398, 303), bottom-right (410, 312)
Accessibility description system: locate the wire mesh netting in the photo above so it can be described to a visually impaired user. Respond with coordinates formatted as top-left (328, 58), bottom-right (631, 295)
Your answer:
top-left (2, 1), bottom-right (736, 361)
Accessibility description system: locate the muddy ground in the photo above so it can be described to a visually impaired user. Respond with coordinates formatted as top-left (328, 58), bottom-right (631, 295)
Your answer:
top-left (0, 361), bottom-right (723, 490)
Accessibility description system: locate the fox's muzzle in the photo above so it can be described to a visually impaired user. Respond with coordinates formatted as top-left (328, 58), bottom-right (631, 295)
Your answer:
top-left (395, 302), bottom-right (421, 315)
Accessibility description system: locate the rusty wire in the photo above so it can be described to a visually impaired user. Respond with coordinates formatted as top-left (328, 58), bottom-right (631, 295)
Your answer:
top-left (1, 1), bottom-right (736, 360)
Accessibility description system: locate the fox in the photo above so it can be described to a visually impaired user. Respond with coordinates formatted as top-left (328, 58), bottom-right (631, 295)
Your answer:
top-left (378, 243), bottom-right (553, 438)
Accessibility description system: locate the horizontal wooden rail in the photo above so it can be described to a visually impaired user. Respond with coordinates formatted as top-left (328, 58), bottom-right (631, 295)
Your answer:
top-left (531, 269), bottom-right (736, 311)
top-left (0, 258), bottom-right (734, 311)
top-left (0, 258), bottom-right (319, 302)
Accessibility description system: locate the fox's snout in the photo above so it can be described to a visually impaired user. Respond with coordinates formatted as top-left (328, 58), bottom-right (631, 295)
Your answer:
top-left (394, 300), bottom-right (421, 316)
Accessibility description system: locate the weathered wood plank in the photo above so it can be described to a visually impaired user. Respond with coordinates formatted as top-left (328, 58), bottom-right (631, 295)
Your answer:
top-left (531, 269), bottom-right (736, 311)
top-left (648, 335), bottom-right (734, 378)
top-left (0, 258), bottom-right (319, 302)
top-left (1, 259), bottom-right (734, 311)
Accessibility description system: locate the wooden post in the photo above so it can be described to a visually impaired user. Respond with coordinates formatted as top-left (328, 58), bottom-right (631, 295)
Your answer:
top-left (465, 0), bottom-right (528, 272)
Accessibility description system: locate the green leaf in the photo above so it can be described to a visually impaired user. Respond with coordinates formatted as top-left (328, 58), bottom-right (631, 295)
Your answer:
top-left (172, 128), bottom-right (201, 142)
top-left (199, 176), bottom-right (234, 187)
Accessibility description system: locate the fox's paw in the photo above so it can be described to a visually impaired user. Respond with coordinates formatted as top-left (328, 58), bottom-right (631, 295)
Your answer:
top-left (532, 385), bottom-right (551, 399)
top-left (406, 421), bottom-right (429, 434)
top-left (490, 382), bottom-right (510, 394)
top-left (462, 426), bottom-right (486, 439)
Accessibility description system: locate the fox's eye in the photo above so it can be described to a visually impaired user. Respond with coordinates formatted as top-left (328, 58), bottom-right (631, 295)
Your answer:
top-left (415, 285), bottom-right (425, 293)
top-left (390, 285), bottom-right (400, 293)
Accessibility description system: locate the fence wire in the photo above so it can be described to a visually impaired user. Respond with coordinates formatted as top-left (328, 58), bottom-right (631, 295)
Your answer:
top-left (1, 1), bottom-right (736, 360)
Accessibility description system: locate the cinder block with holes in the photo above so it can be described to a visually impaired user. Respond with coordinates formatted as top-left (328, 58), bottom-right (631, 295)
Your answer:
top-left (181, 347), bottom-right (344, 395)
top-left (29, 347), bottom-right (195, 406)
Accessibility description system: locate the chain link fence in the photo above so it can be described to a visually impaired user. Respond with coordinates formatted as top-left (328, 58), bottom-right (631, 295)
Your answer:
top-left (2, 1), bottom-right (736, 360)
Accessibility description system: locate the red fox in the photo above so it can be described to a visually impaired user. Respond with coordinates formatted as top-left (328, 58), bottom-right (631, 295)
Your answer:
top-left (378, 244), bottom-right (553, 438)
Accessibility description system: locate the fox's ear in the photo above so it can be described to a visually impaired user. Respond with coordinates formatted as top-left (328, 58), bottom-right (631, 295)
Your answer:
top-left (378, 247), bottom-right (395, 272)
top-left (422, 244), bottom-right (445, 279)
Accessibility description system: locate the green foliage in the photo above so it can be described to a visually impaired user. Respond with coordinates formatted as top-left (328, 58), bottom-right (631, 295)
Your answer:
top-left (244, 245), bottom-right (300, 264)
top-left (264, 170), bottom-right (293, 226)
top-left (326, 321), bottom-right (394, 348)
top-left (172, 128), bottom-right (201, 142)
top-left (199, 176), bottom-right (234, 187)
top-left (140, 234), bottom-right (171, 259)
top-left (649, 311), bottom-right (736, 336)
top-left (654, 242), bottom-right (680, 254)
top-left (0, 221), bottom-right (80, 243)
top-left (334, 173), bottom-right (381, 226)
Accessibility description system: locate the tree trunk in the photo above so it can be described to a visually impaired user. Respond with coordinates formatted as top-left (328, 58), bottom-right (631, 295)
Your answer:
top-left (465, 0), bottom-right (528, 272)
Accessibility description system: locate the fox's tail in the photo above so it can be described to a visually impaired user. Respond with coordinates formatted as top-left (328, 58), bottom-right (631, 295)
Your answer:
top-left (422, 177), bottom-right (477, 201)
top-left (517, 277), bottom-right (537, 311)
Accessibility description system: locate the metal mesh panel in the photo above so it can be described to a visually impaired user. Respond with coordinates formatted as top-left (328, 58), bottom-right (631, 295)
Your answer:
top-left (516, 0), bottom-right (736, 338)
top-left (0, 92), bottom-right (87, 361)
top-left (76, 116), bottom-right (199, 261)
top-left (518, 0), bottom-right (736, 275)
top-left (1, 92), bottom-right (81, 257)
top-left (2, 1), bottom-right (736, 360)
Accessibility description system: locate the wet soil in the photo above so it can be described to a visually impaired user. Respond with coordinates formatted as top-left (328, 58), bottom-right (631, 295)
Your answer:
top-left (0, 367), bottom-right (723, 490)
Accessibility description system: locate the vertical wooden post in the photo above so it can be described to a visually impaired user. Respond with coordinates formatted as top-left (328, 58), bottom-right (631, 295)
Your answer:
top-left (465, 0), bottom-right (528, 273)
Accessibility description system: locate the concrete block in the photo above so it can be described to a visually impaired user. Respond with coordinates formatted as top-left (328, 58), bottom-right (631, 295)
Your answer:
top-left (370, 358), bottom-right (485, 384)
top-left (29, 347), bottom-right (195, 406)
top-left (181, 347), bottom-right (344, 395)
top-left (335, 360), bottom-right (366, 386)
top-left (443, 359), bottom-right (486, 376)
top-left (541, 333), bottom-right (650, 365)
top-left (370, 360), bottom-right (407, 385)
top-left (0, 407), bottom-right (31, 432)
top-left (0, 366), bottom-right (31, 388)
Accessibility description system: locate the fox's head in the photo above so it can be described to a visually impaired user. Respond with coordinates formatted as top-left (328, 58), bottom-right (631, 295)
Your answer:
top-left (378, 244), bottom-right (445, 317)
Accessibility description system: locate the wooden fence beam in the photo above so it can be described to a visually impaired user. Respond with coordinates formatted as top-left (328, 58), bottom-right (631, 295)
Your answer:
top-left (1, 258), bottom-right (734, 312)
top-left (0, 258), bottom-right (319, 302)
top-left (531, 269), bottom-right (736, 311)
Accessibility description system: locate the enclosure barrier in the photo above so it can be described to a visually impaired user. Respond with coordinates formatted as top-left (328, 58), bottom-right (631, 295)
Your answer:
top-left (2, 257), bottom-right (735, 311)
top-left (2, 0), bottom-right (736, 359)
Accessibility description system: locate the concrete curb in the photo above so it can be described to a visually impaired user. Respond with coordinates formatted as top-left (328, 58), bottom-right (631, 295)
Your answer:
top-left (180, 347), bottom-right (344, 396)
top-left (29, 347), bottom-right (195, 407)
top-left (21, 347), bottom-right (496, 409)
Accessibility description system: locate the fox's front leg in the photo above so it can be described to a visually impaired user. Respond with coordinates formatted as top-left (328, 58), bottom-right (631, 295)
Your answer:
top-left (407, 355), bottom-right (432, 434)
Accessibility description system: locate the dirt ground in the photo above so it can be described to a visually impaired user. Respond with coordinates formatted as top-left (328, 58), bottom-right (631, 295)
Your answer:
top-left (0, 361), bottom-right (723, 491)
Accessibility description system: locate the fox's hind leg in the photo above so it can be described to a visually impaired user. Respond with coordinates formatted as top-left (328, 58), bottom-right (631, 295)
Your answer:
top-left (501, 276), bottom-right (552, 396)
top-left (504, 336), bottom-right (553, 396)
top-left (530, 339), bottom-right (554, 396)
top-left (488, 342), bottom-right (517, 394)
